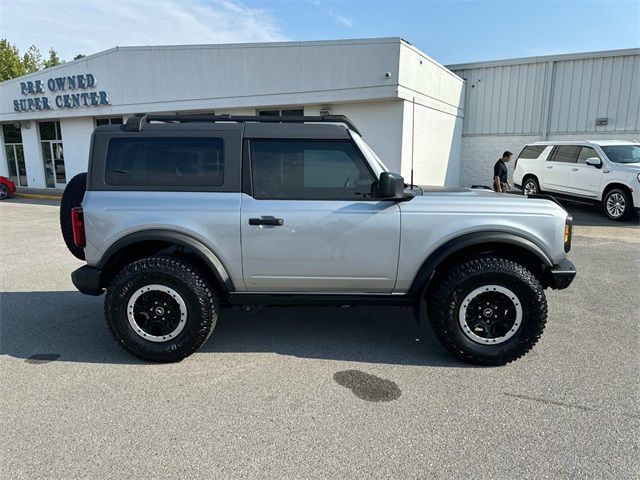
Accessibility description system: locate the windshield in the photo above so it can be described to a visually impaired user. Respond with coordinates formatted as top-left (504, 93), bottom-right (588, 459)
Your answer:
top-left (601, 145), bottom-right (640, 164)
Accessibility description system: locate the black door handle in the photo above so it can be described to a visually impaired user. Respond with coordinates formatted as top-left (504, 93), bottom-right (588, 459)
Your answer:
top-left (249, 216), bottom-right (284, 226)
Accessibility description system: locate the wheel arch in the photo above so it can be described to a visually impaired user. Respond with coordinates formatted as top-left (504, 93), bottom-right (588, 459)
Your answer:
top-left (409, 231), bottom-right (554, 298)
top-left (602, 182), bottom-right (633, 203)
top-left (522, 174), bottom-right (540, 189)
top-left (97, 229), bottom-right (234, 294)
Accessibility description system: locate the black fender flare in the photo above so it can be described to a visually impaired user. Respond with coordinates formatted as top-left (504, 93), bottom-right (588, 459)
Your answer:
top-left (408, 231), bottom-right (554, 298)
top-left (97, 229), bottom-right (234, 292)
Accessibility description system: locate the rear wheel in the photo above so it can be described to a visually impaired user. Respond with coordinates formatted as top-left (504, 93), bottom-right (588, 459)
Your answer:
top-left (0, 184), bottom-right (8, 200)
top-left (522, 177), bottom-right (539, 196)
top-left (105, 255), bottom-right (218, 362)
top-left (602, 188), bottom-right (633, 221)
top-left (427, 257), bottom-right (547, 366)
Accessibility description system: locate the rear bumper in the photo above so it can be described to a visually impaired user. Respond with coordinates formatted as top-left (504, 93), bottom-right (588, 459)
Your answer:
top-left (71, 265), bottom-right (104, 296)
top-left (546, 259), bottom-right (576, 290)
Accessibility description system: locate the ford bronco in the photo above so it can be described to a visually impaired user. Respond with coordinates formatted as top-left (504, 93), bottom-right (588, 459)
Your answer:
top-left (61, 114), bottom-right (576, 365)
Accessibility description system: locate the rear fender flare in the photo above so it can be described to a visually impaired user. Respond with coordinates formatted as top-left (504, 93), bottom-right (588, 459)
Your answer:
top-left (97, 229), bottom-right (234, 292)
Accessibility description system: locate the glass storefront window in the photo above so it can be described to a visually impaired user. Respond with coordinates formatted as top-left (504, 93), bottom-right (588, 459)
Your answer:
top-left (96, 117), bottom-right (123, 126)
top-left (16, 145), bottom-right (27, 186)
top-left (2, 124), bottom-right (27, 186)
top-left (39, 121), bottom-right (61, 141)
top-left (39, 121), bottom-right (65, 187)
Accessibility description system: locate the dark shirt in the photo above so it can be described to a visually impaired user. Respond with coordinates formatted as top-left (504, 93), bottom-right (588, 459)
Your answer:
top-left (493, 159), bottom-right (508, 184)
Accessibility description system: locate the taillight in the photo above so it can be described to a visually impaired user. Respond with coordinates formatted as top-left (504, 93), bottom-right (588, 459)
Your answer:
top-left (71, 207), bottom-right (86, 248)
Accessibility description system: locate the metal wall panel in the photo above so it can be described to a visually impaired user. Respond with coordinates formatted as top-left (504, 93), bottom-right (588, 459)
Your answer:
top-left (451, 50), bottom-right (640, 135)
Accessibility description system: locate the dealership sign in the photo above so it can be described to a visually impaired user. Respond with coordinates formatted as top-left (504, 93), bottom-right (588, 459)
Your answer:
top-left (13, 73), bottom-right (111, 112)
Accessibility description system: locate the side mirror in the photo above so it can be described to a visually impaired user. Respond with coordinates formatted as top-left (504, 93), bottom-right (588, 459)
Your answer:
top-left (373, 171), bottom-right (406, 199)
top-left (585, 157), bottom-right (602, 168)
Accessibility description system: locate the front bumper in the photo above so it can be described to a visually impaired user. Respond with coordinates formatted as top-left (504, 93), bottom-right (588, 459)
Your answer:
top-left (71, 265), bottom-right (104, 296)
top-left (546, 259), bottom-right (576, 290)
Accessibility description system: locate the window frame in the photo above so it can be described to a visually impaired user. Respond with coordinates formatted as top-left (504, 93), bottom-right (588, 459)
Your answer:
top-left (246, 138), bottom-right (378, 201)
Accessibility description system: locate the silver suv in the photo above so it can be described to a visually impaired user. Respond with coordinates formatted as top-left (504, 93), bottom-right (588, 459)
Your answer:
top-left (61, 114), bottom-right (576, 365)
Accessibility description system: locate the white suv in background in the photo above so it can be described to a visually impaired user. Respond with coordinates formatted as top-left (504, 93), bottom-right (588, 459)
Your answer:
top-left (514, 140), bottom-right (640, 220)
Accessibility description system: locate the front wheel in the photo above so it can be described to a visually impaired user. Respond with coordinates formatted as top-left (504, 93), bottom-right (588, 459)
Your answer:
top-left (0, 184), bottom-right (8, 200)
top-left (427, 257), bottom-right (547, 366)
top-left (105, 255), bottom-right (219, 362)
top-left (602, 188), bottom-right (633, 221)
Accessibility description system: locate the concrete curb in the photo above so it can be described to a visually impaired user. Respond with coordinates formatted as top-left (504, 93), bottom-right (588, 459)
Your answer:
top-left (14, 193), bottom-right (62, 201)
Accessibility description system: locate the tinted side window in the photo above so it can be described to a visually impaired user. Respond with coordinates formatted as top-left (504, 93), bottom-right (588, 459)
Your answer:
top-left (250, 140), bottom-right (376, 200)
top-left (518, 145), bottom-right (546, 159)
top-left (105, 137), bottom-right (224, 187)
top-left (549, 145), bottom-right (581, 163)
top-left (577, 146), bottom-right (599, 164)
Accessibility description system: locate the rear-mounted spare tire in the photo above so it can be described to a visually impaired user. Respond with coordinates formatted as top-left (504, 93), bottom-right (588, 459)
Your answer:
top-left (60, 172), bottom-right (87, 260)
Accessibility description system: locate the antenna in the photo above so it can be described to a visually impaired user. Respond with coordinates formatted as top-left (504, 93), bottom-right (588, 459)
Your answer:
top-left (410, 96), bottom-right (415, 189)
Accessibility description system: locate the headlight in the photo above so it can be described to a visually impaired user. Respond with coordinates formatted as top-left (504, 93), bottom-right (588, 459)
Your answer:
top-left (637, 173), bottom-right (640, 182)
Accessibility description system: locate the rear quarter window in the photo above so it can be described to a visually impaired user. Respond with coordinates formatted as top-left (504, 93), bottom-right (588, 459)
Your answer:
top-left (518, 145), bottom-right (546, 159)
top-left (105, 137), bottom-right (224, 187)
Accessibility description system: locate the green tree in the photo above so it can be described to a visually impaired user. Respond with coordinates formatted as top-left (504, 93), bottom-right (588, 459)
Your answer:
top-left (43, 48), bottom-right (62, 68)
top-left (22, 44), bottom-right (43, 73)
top-left (0, 39), bottom-right (26, 81)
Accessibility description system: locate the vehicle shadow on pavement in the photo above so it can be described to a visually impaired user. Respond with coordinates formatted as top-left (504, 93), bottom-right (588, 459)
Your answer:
top-left (555, 202), bottom-right (639, 227)
top-left (204, 305), bottom-right (471, 367)
top-left (1, 291), bottom-right (472, 368)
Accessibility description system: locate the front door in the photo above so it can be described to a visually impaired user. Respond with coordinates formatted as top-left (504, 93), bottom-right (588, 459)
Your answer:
top-left (42, 141), bottom-right (66, 188)
top-left (566, 146), bottom-right (604, 198)
top-left (240, 139), bottom-right (401, 293)
top-left (542, 145), bottom-right (579, 192)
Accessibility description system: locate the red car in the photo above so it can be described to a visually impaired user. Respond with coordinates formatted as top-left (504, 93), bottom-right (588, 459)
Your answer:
top-left (0, 176), bottom-right (16, 200)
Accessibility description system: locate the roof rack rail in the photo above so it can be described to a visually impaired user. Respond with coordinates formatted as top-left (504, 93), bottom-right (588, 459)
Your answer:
top-left (124, 113), bottom-right (362, 135)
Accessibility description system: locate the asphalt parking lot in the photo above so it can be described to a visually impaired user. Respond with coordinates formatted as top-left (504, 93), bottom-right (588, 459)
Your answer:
top-left (1, 197), bottom-right (638, 479)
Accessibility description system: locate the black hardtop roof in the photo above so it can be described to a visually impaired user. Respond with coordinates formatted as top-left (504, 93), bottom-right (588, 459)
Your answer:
top-left (118, 113), bottom-right (360, 136)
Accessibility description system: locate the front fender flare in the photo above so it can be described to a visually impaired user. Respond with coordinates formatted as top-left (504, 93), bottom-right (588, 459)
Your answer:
top-left (408, 231), bottom-right (554, 297)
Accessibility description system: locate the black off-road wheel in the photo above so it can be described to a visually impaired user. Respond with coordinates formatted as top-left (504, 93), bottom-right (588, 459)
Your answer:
top-left (60, 172), bottom-right (87, 260)
top-left (602, 188), bottom-right (634, 221)
top-left (427, 257), bottom-right (547, 366)
top-left (105, 255), bottom-right (219, 362)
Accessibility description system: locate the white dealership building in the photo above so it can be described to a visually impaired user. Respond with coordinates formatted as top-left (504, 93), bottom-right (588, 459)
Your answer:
top-left (0, 38), bottom-right (464, 190)
top-left (0, 37), bottom-right (638, 190)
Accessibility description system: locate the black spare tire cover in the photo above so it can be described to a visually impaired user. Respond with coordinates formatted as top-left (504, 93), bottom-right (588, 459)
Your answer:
top-left (60, 172), bottom-right (87, 260)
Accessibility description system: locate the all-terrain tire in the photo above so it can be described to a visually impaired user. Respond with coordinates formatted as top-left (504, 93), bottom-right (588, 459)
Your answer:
top-left (427, 257), bottom-right (547, 366)
top-left (602, 188), bottom-right (634, 221)
top-left (60, 172), bottom-right (87, 259)
top-left (105, 255), bottom-right (219, 362)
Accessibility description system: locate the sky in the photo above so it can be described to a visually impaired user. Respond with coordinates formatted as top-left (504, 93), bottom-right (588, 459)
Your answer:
top-left (0, 0), bottom-right (638, 66)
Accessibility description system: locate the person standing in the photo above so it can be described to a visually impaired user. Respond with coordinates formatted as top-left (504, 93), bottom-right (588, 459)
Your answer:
top-left (493, 151), bottom-right (513, 192)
